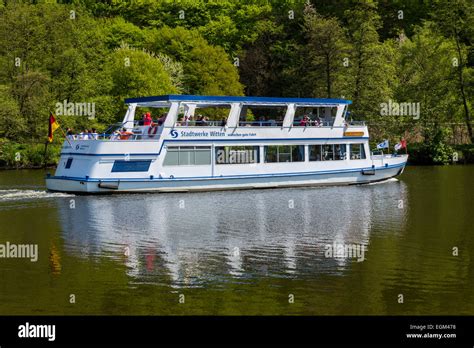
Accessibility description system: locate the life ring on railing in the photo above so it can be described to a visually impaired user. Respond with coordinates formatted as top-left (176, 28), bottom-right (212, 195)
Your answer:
top-left (148, 126), bottom-right (158, 138)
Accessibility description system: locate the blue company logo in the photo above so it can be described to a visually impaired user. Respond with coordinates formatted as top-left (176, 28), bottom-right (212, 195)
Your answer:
top-left (170, 129), bottom-right (178, 138)
top-left (75, 144), bottom-right (80, 150)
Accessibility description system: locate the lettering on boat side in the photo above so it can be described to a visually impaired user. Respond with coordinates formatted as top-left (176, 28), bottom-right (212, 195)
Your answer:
top-left (18, 322), bottom-right (56, 341)
top-left (177, 130), bottom-right (257, 138)
top-left (75, 144), bottom-right (90, 151)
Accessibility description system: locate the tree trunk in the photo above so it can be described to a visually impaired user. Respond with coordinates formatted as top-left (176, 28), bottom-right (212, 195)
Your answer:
top-left (454, 27), bottom-right (473, 143)
top-left (325, 53), bottom-right (331, 98)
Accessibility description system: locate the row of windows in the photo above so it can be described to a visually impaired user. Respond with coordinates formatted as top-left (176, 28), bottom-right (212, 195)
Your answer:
top-left (162, 144), bottom-right (366, 166)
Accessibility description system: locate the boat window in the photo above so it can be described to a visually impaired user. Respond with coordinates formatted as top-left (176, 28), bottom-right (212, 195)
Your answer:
top-left (179, 146), bottom-right (194, 165)
top-left (163, 147), bottom-right (179, 165)
top-left (309, 145), bottom-right (322, 161)
top-left (350, 144), bottom-right (366, 160)
top-left (65, 158), bottom-right (73, 169)
top-left (163, 146), bottom-right (211, 166)
top-left (264, 145), bottom-right (304, 163)
top-left (215, 146), bottom-right (259, 164)
top-left (322, 145), bottom-right (334, 160)
top-left (111, 160), bottom-right (152, 172)
top-left (334, 144), bottom-right (347, 160)
top-left (195, 147), bottom-right (212, 165)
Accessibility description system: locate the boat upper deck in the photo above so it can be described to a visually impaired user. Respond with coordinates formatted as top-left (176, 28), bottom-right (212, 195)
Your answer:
top-left (67, 95), bottom-right (366, 141)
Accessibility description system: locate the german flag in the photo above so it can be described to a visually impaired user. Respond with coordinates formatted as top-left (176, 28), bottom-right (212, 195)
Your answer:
top-left (48, 112), bottom-right (60, 142)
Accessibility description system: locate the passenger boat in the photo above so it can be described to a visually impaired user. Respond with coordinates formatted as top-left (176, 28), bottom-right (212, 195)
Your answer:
top-left (45, 95), bottom-right (408, 193)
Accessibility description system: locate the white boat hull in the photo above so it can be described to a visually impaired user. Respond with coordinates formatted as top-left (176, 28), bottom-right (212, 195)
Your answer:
top-left (46, 161), bottom-right (406, 194)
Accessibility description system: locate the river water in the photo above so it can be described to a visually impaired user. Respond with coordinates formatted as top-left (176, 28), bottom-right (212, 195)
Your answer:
top-left (0, 166), bottom-right (472, 315)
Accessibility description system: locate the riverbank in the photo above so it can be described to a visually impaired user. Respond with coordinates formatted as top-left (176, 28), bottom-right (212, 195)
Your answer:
top-left (0, 141), bottom-right (61, 169)
top-left (1, 141), bottom-right (473, 169)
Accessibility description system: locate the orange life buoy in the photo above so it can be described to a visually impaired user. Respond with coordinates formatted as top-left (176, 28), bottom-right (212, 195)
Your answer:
top-left (148, 126), bottom-right (158, 138)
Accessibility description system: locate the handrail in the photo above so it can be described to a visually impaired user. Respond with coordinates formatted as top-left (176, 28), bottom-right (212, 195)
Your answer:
top-left (65, 118), bottom-right (368, 142)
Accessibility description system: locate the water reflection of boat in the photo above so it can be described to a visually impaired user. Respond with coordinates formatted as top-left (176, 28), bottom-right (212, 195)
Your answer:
top-left (58, 180), bottom-right (408, 287)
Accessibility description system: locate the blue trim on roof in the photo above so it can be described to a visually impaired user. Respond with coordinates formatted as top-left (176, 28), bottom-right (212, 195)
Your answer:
top-left (125, 95), bottom-right (352, 105)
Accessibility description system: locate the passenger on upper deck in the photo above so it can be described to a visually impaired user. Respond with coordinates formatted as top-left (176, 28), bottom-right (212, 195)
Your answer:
top-left (90, 128), bottom-right (98, 140)
top-left (143, 112), bottom-right (152, 126)
top-left (157, 114), bottom-right (166, 126)
top-left (66, 128), bottom-right (74, 139)
top-left (78, 129), bottom-right (89, 140)
top-left (119, 127), bottom-right (133, 140)
top-left (300, 115), bottom-right (310, 126)
top-left (197, 115), bottom-right (208, 126)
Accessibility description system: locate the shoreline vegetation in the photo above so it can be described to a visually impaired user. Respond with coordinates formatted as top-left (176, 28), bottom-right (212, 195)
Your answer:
top-left (0, 1), bottom-right (472, 169)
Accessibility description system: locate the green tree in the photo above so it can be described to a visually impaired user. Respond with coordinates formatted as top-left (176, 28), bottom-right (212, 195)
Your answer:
top-left (302, 4), bottom-right (349, 99)
top-left (0, 85), bottom-right (23, 139)
top-left (344, 1), bottom-right (397, 122)
top-left (146, 26), bottom-right (243, 95)
top-left (398, 23), bottom-right (460, 163)
top-left (105, 45), bottom-right (178, 99)
top-left (430, 0), bottom-right (473, 143)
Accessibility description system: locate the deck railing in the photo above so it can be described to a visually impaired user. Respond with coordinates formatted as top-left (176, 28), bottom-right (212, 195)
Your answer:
top-left (66, 118), bottom-right (367, 142)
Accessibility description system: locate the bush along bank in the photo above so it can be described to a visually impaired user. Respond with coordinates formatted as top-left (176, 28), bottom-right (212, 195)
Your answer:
top-left (406, 143), bottom-right (474, 165)
top-left (0, 140), bottom-right (62, 169)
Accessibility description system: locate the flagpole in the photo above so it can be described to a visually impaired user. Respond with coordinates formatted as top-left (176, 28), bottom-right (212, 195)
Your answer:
top-left (43, 141), bottom-right (49, 169)
top-left (50, 111), bottom-right (72, 147)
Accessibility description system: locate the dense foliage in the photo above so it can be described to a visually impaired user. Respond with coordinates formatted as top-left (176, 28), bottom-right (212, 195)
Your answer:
top-left (0, 0), bottom-right (472, 166)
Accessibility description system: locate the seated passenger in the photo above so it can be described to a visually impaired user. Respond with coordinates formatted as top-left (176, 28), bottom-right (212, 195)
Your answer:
top-left (220, 117), bottom-right (227, 127)
top-left (66, 128), bottom-right (75, 140)
top-left (300, 115), bottom-right (309, 127)
top-left (119, 127), bottom-right (133, 140)
top-left (78, 130), bottom-right (88, 140)
top-left (157, 114), bottom-right (166, 126)
top-left (90, 128), bottom-right (98, 140)
top-left (182, 115), bottom-right (189, 126)
top-left (197, 115), bottom-right (207, 126)
top-left (111, 129), bottom-right (121, 140)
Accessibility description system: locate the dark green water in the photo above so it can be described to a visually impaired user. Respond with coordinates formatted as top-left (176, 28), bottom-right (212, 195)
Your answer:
top-left (0, 166), bottom-right (472, 315)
